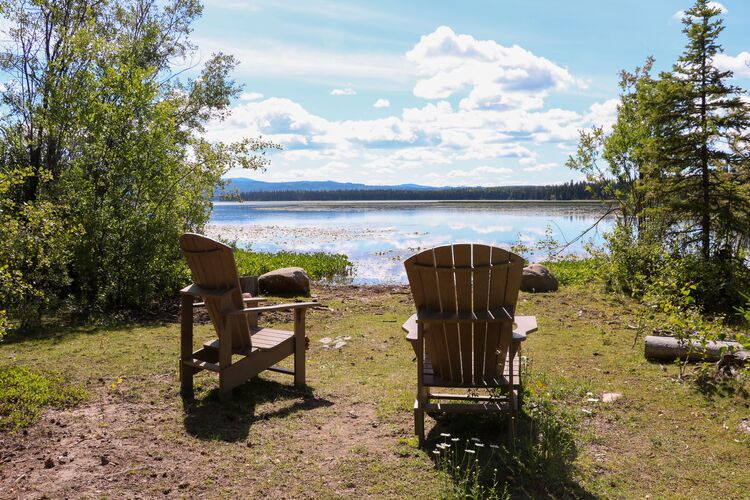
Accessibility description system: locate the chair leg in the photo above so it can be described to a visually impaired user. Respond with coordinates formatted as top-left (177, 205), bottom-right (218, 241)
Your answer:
top-left (293, 309), bottom-right (306, 388)
top-left (180, 294), bottom-right (194, 398)
top-left (414, 399), bottom-right (425, 446)
top-left (180, 362), bottom-right (194, 398)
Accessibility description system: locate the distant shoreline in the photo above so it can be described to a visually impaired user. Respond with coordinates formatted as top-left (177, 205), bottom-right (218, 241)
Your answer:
top-left (213, 199), bottom-right (614, 205)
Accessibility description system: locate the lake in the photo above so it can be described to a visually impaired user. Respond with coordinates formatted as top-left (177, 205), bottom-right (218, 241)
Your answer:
top-left (207, 201), bottom-right (614, 284)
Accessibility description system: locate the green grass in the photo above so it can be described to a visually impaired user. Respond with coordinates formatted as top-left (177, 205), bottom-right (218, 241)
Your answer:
top-left (1, 281), bottom-right (748, 498)
top-left (544, 257), bottom-right (603, 286)
top-left (0, 366), bottom-right (86, 431)
top-left (233, 247), bottom-right (352, 281)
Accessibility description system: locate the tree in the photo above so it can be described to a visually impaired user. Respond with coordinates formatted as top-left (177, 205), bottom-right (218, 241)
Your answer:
top-left (0, 0), bottom-right (278, 326)
top-left (644, 0), bottom-right (750, 261)
top-left (567, 58), bottom-right (656, 236)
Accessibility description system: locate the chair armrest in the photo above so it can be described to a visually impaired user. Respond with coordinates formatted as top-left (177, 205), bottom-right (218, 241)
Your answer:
top-left (243, 296), bottom-right (266, 305)
top-left (403, 314), bottom-right (418, 342)
top-left (415, 308), bottom-right (512, 324)
top-left (226, 302), bottom-right (320, 316)
top-left (180, 283), bottom-right (235, 298)
top-left (513, 316), bottom-right (537, 339)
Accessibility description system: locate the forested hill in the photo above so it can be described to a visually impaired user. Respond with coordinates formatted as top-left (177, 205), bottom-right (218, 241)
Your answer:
top-left (230, 181), bottom-right (609, 201)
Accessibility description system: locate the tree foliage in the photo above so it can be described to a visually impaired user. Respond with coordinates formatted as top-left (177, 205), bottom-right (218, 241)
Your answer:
top-left (0, 0), bottom-right (278, 332)
top-left (568, 0), bottom-right (750, 314)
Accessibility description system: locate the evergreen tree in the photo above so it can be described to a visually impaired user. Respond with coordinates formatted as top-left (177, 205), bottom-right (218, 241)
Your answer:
top-left (645, 0), bottom-right (750, 260)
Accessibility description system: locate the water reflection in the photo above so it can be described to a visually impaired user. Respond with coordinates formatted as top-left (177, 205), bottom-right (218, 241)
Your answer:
top-left (208, 201), bottom-right (614, 284)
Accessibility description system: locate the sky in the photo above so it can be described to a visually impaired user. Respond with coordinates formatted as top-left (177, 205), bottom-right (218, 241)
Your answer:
top-left (194, 0), bottom-right (750, 187)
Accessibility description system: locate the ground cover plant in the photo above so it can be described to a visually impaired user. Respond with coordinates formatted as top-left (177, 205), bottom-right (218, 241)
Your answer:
top-left (1, 279), bottom-right (748, 498)
top-left (233, 247), bottom-right (352, 282)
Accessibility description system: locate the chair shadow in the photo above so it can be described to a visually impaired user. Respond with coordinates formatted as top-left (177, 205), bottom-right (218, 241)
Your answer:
top-left (182, 378), bottom-right (332, 442)
top-left (425, 408), bottom-right (596, 499)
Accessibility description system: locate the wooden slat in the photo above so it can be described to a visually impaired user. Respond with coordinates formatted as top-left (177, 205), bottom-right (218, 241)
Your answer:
top-left (452, 244), bottom-right (473, 385)
top-left (423, 353), bottom-right (520, 387)
top-left (221, 340), bottom-right (295, 393)
top-left (226, 302), bottom-right (319, 315)
top-left (180, 283), bottom-right (235, 298)
top-left (415, 308), bottom-right (512, 323)
top-left (182, 358), bottom-right (220, 373)
top-left (267, 365), bottom-right (295, 375)
top-left (424, 401), bottom-right (512, 413)
top-left (429, 393), bottom-right (503, 401)
top-left (415, 249), bottom-right (446, 379)
top-left (472, 245), bottom-right (490, 385)
top-left (434, 245), bottom-right (461, 383)
top-left (411, 263), bottom-right (512, 271)
top-left (404, 255), bottom-right (425, 309)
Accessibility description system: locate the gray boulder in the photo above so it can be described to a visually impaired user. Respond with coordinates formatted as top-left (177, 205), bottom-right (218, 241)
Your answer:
top-left (258, 267), bottom-right (310, 295)
top-left (521, 263), bottom-right (558, 293)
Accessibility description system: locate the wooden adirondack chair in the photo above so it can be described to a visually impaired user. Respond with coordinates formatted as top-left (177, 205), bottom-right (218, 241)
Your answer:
top-left (402, 244), bottom-right (538, 444)
top-left (179, 233), bottom-right (318, 399)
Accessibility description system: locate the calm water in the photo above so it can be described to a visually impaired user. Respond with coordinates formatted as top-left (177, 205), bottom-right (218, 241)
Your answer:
top-left (207, 201), bottom-right (614, 284)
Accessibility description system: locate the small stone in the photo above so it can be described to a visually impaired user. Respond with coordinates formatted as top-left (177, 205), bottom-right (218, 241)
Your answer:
top-left (100, 455), bottom-right (109, 465)
top-left (602, 392), bottom-right (623, 403)
top-left (44, 457), bottom-right (54, 469)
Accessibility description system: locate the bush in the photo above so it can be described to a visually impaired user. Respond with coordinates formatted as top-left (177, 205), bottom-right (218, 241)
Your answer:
top-left (0, 366), bottom-right (86, 431)
top-left (0, 169), bottom-right (79, 334)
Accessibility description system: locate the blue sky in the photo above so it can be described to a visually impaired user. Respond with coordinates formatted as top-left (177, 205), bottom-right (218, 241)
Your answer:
top-left (196, 0), bottom-right (750, 186)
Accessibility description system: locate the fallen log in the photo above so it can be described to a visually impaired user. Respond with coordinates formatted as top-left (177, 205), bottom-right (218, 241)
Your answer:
top-left (644, 335), bottom-right (747, 362)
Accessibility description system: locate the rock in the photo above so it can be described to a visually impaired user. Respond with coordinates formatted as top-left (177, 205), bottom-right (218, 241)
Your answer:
top-left (521, 264), bottom-right (558, 293)
top-left (258, 267), bottom-right (310, 295)
top-left (602, 392), bottom-right (622, 403)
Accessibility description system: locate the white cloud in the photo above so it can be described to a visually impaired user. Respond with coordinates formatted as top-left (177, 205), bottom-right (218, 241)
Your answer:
top-left (522, 162), bottom-right (557, 172)
top-left (196, 37), bottom-right (413, 89)
top-left (714, 51), bottom-right (750, 78)
top-left (405, 26), bottom-right (584, 110)
top-left (239, 92), bottom-right (264, 101)
top-left (586, 98), bottom-right (619, 130)
top-left (373, 98), bottom-right (391, 108)
top-left (673, 2), bottom-right (726, 21)
top-left (207, 27), bottom-right (612, 185)
top-left (331, 87), bottom-right (356, 96)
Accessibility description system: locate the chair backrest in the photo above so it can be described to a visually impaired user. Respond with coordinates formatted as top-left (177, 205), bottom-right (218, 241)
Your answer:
top-left (179, 233), bottom-right (251, 350)
top-left (404, 244), bottom-right (524, 385)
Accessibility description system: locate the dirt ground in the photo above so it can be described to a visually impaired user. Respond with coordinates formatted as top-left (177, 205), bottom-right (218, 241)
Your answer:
top-left (2, 283), bottom-right (749, 499)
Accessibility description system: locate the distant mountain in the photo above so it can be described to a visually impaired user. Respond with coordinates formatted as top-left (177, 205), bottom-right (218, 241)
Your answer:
top-left (218, 178), bottom-right (441, 194)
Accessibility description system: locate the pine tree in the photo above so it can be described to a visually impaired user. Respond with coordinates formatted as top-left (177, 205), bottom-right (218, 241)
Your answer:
top-left (645, 0), bottom-right (750, 260)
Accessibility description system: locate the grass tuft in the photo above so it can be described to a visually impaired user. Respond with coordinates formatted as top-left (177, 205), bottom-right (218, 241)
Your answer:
top-left (0, 365), bottom-right (86, 431)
